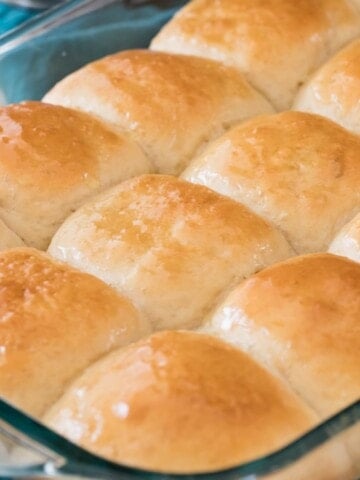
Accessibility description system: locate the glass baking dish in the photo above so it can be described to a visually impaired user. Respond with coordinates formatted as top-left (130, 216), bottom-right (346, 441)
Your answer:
top-left (0, 1), bottom-right (359, 478)
top-left (0, 397), bottom-right (359, 479)
top-left (0, 0), bottom-right (187, 103)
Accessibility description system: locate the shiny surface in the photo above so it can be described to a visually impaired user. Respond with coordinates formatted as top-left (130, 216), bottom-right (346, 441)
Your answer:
top-left (44, 49), bottom-right (274, 174)
top-left (0, 396), bottom-right (359, 479)
top-left (329, 212), bottom-right (360, 262)
top-left (206, 253), bottom-right (360, 419)
top-left (44, 331), bottom-right (317, 474)
top-left (48, 174), bottom-right (294, 331)
top-left (182, 111), bottom-right (360, 254)
top-left (294, 38), bottom-right (360, 134)
top-left (0, 247), bottom-right (149, 418)
top-left (0, 101), bottom-right (151, 249)
top-left (0, 1), bottom-right (359, 478)
top-left (151, 0), bottom-right (360, 110)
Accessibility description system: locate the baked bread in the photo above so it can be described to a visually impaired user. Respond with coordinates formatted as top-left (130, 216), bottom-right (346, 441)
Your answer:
top-left (43, 331), bottom-right (320, 474)
top-left (294, 38), bottom-right (360, 135)
top-left (204, 253), bottom-right (360, 419)
top-left (0, 219), bottom-right (24, 250)
top-left (0, 248), bottom-right (149, 417)
top-left (151, 0), bottom-right (360, 110)
top-left (329, 212), bottom-right (360, 262)
top-left (43, 49), bottom-right (274, 175)
top-left (181, 111), bottom-right (360, 254)
top-left (0, 101), bottom-right (151, 249)
top-left (48, 174), bottom-right (294, 331)
top-left (0, 1), bottom-right (359, 475)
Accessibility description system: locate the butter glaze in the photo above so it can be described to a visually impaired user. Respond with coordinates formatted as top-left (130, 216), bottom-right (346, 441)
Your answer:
top-left (206, 253), bottom-right (360, 418)
top-left (0, 101), bottom-right (151, 249)
top-left (0, 247), bottom-right (149, 417)
top-left (182, 111), bottom-right (360, 254)
top-left (48, 174), bottom-right (294, 331)
top-left (151, 0), bottom-right (360, 110)
top-left (294, 38), bottom-right (360, 134)
top-left (44, 331), bottom-right (318, 473)
top-left (44, 49), bottom-right (274, 175)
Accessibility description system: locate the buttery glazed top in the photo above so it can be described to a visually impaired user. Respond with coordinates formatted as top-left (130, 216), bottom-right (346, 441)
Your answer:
top-left (44, 331), bottom-right (317, 473)
top-left (0, 101), bottom-right (144, 191)
top-left (0, 248), bottom-right (149, 417)
top-left (182, 111), bottom-right (360, 254)
top-left (48, 174), bottom-right (294, 331)
top-left (151, 0), bottom-right (360, 110)
top-left (43, 49), bottom-right (274, 174)
top-left (294, 38), bottom-right (360, 134)
top-left (0, 101), bottom-right (150, 249)
top-left (207, 253), bottom-right (360, 418)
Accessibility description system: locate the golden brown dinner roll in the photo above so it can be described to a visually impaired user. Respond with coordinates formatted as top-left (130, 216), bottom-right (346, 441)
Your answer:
top-left (0, 248), bottom-right (149, 417)
top-left (329, 212), bottom-right (360, 262)
top-left (294, 39), bottom-right (360, 135)
top-left (48, 174), bottom-right (294, 331)
top-left (182, 111), bottom-right (360, 254)
top-left (43, 49), bottom-right (274, 175)
top-left (44, 331), bottom-right (318, 474)
top-left (0, 101), bottom-right (151, 249)
top-left (205, 253), bottom-right (360, 419)
top-left (151, 0), bottom-right (360, 110)
top-left (0, 219), bottom-right (24, 249)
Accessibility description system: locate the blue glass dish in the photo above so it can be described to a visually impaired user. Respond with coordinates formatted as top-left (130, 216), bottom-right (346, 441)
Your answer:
top-left (0, 396), bottom-right (359, 479)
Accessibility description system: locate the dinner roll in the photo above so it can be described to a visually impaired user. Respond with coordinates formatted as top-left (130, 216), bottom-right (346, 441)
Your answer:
top-left (44, 331), bottom-right (318, 474)
top-left (43, 49), bottom-right (274, 175)
top-left (0, 248), bottom-right (149, 417)
top-left (48, 175), bottom-right (294, 331)
top-left (151, 0), bottom-right (360, 110)
top-left (182, 111), bottom-right (360, 254)
top-left (0, 101), bottom-right (151, 249)
top-left (0, 219), bottom-right (24, 249)
top-left (329, 213), bottom-right (360, 262)
top-left (205, 253), bottom-right (360, 418)
top-left (294, 39), bottom-right (360, 135)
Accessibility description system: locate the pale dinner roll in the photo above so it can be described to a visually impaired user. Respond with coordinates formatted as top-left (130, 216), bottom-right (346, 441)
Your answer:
top-left (0, 248), bottom-right (149, 417)
top-left (0, 101), bottom-right (151, 249)
top-left (205, 253), bottom-right (360, 419)
top-left (43, 49), bottom-right (274, 175)
top-left (294, 39), bottom-right (360, 135)
top-left (182, 111), bottom-right (360, 254)
top-left (43, 331), bottom-right (318, 474)
top-left (151, 0), bottom-right (360, 110)
top-left (329, 212), bottom-right (360, 262)
top-left (48, 175), bottom-right (294, 331)
top-left (0, 219), bottom-right (24, 250)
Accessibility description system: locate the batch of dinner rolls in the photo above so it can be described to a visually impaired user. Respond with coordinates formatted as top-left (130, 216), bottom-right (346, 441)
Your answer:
top-left (1, 0), bottom-right (360, 478)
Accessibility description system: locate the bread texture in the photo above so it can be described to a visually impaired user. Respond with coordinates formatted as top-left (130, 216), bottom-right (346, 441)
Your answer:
top-left (0, 101), bottom-right (151, 249)
top-left (329, 212), bottom-right (360, 262)
top-left (2, 3), bottom-right (359, 473)
top-left (43, 49), bottom-right (274, 175)
top-left (44, 331), bottom-right (317, 474)
top-left (182, 111), bottom-right (360, 254)
top-left (205, 253), bottom-right (360, 419)
top-left (0, 248), bottom-right (149, 417)
top-left (294, 39), bottom-right (360, 135)
top-left (0, 219), bottom-right (24, 249)
top-left (48, 175), bottom-right (294, 331)
top-left (151, 0), bottom-right (360, 110)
